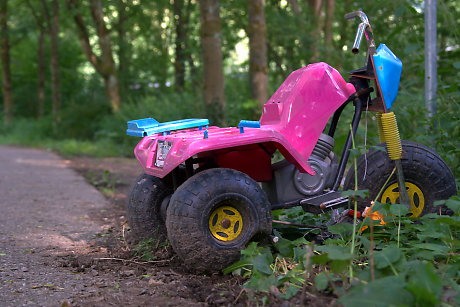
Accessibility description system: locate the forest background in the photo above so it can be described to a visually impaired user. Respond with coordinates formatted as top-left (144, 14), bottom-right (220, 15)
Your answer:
top-left (0, 0), bottom-right (458, 180)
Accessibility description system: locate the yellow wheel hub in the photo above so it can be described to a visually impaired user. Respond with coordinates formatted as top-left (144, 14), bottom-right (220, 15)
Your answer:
top-left (381, 182), bottom-right (425, 217)
top-left (208, 206), bottom-right (243, 242)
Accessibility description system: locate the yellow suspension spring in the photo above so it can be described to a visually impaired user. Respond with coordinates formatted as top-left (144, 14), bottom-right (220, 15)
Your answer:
top-left (381, 112), bottom-right (402, 160)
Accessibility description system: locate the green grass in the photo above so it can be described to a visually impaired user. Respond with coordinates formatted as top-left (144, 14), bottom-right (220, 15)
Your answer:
top-left (0, 133), bottom-right (126, 158)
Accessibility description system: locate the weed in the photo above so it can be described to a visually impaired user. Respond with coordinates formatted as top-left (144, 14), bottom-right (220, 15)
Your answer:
top-left (84, 170), bottom-right (119, 195)
top-left (132, 238), bottom-right (170, 262)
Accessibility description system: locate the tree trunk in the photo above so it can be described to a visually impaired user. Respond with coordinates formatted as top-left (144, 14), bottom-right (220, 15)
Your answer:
top-left (116, 0), bottom-right (128, 100)
top-left (287, 0), bottom-right (301, 15)
top-left (0, 0), bottom-right (12, 125)
top-left (27, 0), bottom-right (47, 119)
top-left (248, 0), bottom-right (268, 106)
top-left (324, 0), bottom-right (334, 51)
top-left (308, 0), bottom-right (324, 62)
top-left (104, 74), bottom-right (120, 112)
top-left (173, 0), bottom-right (186, 89)
top-left (183, 1), bottom-right (197, 88)
top-left (28, 0), bottom-right (47, 119)
top-left (199, 0), bottom-right (225, 125)
top-left (50, 0), bottom-right (61, 125)
top-left (37, 28), bottom-right (45, 119)
top-left (89, 0), bottom-right (120, 112)
top-left (68, 0), bottom-right (121, 112)
top-left (339, 0), bottom-right (351, 51)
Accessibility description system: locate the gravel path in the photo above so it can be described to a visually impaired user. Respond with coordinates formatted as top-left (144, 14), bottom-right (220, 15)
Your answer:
top-left (0, 146), bottom-right (112, 306)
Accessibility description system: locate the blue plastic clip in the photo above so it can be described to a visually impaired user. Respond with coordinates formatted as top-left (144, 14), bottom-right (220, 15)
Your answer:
top-left (238, 120), bottom-right (261, 134)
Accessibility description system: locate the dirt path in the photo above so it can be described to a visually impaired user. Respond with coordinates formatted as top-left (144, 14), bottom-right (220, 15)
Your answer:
top-left (0, 146), bottom-right (242, 306)
top-left (0, 146), bottom-right (115, 305)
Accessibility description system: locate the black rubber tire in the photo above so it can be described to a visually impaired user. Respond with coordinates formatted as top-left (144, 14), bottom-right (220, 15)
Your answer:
top-left (127, 174), bottom-right (172, 243)
top-left (344, 140), bottom-right (456, 215)
top-left (166, 168), bottom-right (272, 273)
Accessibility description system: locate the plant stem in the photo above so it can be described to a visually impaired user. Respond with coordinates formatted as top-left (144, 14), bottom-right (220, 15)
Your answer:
top-left (370, 219), bottom-right (375, 281)
top-left (349, 124), bottom-right (358, 280)
top-left (301, 244), bottom-right (313, 305)
top-left (373, 167), bottom-right (396, 203)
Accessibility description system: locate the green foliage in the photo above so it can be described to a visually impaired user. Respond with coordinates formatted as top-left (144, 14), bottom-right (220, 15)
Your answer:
top-left (0, 0), bottom-right (458, 182)
top-left (339, 275), bottom-right (414, 307)
top-left (0, 117), bottom-right (125, 157)
top-left (226, 196), bottom-right (460, 305)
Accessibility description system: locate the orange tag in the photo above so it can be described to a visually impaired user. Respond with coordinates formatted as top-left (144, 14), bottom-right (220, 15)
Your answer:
top-left (361, 205), bottom-right (387, 231)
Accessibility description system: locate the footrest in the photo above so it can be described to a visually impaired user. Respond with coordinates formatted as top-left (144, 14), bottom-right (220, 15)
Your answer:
top-left (127, 118), bottom-right (209, 137)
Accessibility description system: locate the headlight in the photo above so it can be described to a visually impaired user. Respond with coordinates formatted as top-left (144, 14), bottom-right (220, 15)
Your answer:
top-left (155, 140), bottom-right (172, 168)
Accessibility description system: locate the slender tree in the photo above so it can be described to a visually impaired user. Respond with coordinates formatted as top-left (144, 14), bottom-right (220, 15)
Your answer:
top-left (287, 0), bottom-right (301, 15)
top-left (26, 0), bottom-right (47, 119)
top-left (308, 0), bottom-right (324, 62)
top-left (248, 0), bottom-right (268, 106)
top-left (37, 26), bottom-right (46, 119)
top-left (199, 0), bottom-right (225, 125)
top-left (50, 0), bottom-right (61, 125)
top-left (68, 0), bottom-right (121, 112)
top-left (173, 0), bottom-right (194, 90)
top-left (173, 0), bottom-right (186, 89)
top-left (0, 0), bottom-right (12, 125)
top-left (339, 0), bottom-right (351, 50)
top-left (324, 0), bottom-right (335, 51)
top-left (116, 0), bottom-right (129, 99)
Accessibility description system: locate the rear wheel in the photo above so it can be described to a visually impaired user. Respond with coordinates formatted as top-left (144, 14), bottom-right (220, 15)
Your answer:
top-left (344, 141), bottom-right (456, 216)
top-left (127, 174), bottom-right (171, 243)
top-left (166, 168), bottom-right (272, 273)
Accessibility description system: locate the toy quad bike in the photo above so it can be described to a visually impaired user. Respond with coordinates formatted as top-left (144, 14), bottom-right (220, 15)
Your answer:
top-left (126, 12), bottom-right (456, 273)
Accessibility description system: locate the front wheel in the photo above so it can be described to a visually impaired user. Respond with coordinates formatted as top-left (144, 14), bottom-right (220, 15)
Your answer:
top-left (166, 168), bottom-right (272, 273)
top-left (344, 141), bottom-right (456, 216)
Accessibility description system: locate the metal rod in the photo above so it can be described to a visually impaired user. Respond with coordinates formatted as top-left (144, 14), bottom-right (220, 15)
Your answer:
top-left (332, 99), bottom-right (363, 190)
top-left (171, 168), bottom-right (179, 191)
top-left (185, 158), bottom-right (194, 178)
top-left (424, 0), bottom-right (437, 117)
top-left (271, 199), bottom-right (300, 210)
top-left (328, 100), bottom-right (351, 137)
top-left (394, 159), bottom-right (410, 206)
top-left (272, 219), bottom-right (326, 230)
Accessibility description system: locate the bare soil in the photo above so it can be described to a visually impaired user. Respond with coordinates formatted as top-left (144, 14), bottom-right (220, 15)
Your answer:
top-left (65, 156), bottom-right (246, 306)
top-left (0, 146), bottom-right (333, 306)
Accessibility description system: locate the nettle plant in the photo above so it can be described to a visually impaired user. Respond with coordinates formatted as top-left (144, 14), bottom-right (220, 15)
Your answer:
top-left (225, 196), bottom-right (460, 306)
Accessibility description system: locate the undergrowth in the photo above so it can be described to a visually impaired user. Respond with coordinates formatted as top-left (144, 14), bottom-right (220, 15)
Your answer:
top-left (225, 197), bottom-right (460, 306)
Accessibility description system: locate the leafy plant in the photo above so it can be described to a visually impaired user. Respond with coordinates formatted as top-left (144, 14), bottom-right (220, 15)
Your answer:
top-left (225, 196), bottom-right (460, 305)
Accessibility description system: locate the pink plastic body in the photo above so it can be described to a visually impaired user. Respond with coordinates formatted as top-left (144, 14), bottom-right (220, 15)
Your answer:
top-left (134, 62), bottom-right (356, 180)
